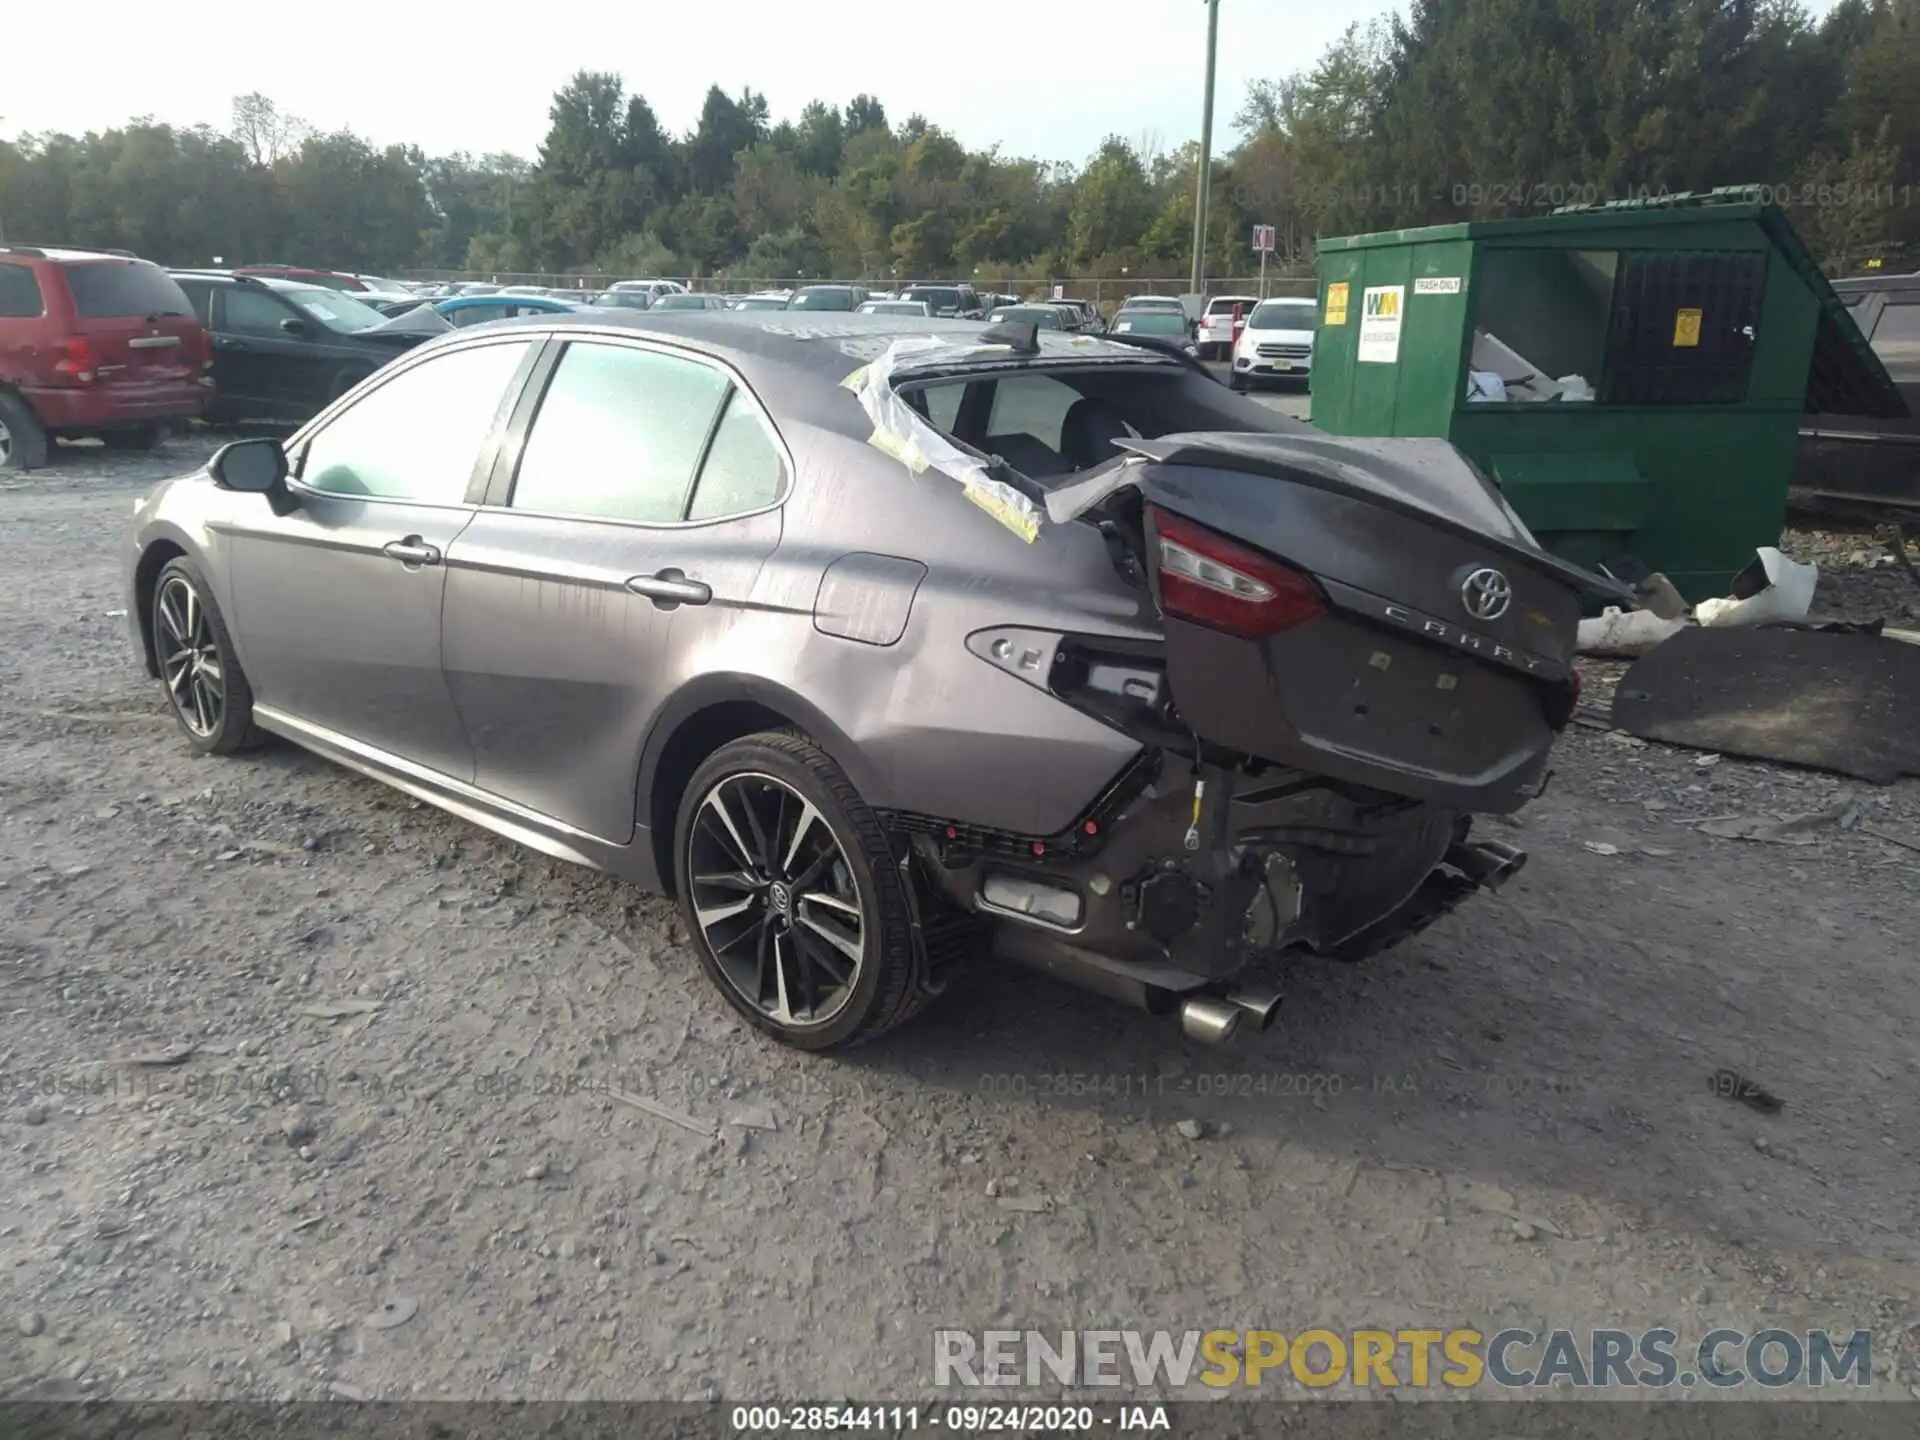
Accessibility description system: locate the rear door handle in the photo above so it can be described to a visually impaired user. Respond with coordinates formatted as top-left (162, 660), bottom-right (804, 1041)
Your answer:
top-left (382, 536), bottom-right (442, 566)
top-left (625, 568), bottom-right (711, 608)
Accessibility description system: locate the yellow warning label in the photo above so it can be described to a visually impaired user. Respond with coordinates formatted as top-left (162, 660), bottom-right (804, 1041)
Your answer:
top-left (1325, 282), bottom-right (1350, 326)
top-left (1673, 308), bottom-right (1703, 347)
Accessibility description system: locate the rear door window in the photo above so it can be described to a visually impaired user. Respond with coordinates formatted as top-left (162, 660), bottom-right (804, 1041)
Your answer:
top-left (174, 278), bottom-right (215, 326)
top-left (1867, 302), bottom-right (1920, 370)
top-left (450, 303), bottom-right (510, 327)
top-left (61, 262), bottom-right (194, 319)
top-left (0, 264), bottom-right (45, 318)
top-left (687, 388), bottom-right (787, 520)
top-left (508, 341), bottom-right (730, 523)
top-left (221, 287), bottom-right (301, 337)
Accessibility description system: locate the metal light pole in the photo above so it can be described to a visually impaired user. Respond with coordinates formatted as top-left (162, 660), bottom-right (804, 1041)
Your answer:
top-left (1188, 0), bottom-right (1221, 296)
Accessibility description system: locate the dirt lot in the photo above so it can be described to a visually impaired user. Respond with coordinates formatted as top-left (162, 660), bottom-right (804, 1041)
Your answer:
top-left (2, 435), bottom-right (1918, 1403)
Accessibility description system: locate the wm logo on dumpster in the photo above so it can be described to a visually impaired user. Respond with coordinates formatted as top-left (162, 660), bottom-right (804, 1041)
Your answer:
top-left (1364, 290), bottom-right (1401, 318)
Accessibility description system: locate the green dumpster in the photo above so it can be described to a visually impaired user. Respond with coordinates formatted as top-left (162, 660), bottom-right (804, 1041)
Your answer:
top-left (1309, 188), bottom-right (1906, 599)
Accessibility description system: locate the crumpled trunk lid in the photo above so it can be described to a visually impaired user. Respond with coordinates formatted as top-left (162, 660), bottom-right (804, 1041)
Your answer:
top-left (1062, 432), bottom-right (1626, 812)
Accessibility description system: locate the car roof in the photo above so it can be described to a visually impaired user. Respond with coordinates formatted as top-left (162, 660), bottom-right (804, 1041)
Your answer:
top-left (1, 245), bottom-right (146, 265)
top-left (171, 270), bottom-right (313, 294)
top-left (415, 311), bottom-right (1177, 433)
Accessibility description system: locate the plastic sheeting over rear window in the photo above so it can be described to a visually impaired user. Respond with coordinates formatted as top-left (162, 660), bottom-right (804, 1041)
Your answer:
top-left (840, 336), bottom-right (1047, 543)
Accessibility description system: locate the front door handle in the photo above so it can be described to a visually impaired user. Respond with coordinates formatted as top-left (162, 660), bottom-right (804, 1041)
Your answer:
top-left (382, 536), bottom-right (442, 566)
top-left (625, 568), bottom-right (712, 609)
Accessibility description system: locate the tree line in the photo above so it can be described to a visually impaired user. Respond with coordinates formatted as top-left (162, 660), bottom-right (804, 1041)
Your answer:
top-left (2, 0), bottom-right (1916, 282)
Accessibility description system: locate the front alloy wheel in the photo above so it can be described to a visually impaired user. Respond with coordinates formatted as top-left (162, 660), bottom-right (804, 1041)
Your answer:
top-left (156, 573), bottom-right (225, 738)
top-left (151, 557), bottom-right (260, 755)
top-left (674, 732), bottom-right (932, 1050)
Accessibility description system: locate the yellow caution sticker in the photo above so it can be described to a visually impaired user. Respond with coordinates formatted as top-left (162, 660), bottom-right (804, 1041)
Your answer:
top-left (841, 364), bottom-right (871, 392)
top-left (1673, 308), bottom-right (1703, 347)
top-left (964, 484), bottom-right (1040, 543)
top-left (1324, 282), bottom-right (1350, 326)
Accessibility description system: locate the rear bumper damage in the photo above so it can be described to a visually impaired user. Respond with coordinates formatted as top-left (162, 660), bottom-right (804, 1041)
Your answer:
top-left (887, 754), bottom-right (1529, 1044)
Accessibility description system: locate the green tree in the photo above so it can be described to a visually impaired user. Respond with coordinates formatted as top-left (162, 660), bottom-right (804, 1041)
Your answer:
top-left (846, 94), bottom-right (889, 134)
top-left (1067, 137), bottom-right (1153, 265)
top-left (685, 87), bottom-right (769, 195)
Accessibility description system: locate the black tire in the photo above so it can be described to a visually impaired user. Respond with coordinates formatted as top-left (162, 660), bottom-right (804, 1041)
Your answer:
top-left (1228, 372), bottom-right (1249, 393)
top-left (104, 425), bottom-right (165, 452)
top-left (0, 391), bottom-right (50, 472)
top-left (673, 731), bottom-right (929, 1051)
top-left (151, 557), bottom-right (262, 755)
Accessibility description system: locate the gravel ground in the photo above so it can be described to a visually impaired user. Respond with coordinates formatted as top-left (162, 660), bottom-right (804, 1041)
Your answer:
top-left (2, 434), bottom-right (1917, 1404)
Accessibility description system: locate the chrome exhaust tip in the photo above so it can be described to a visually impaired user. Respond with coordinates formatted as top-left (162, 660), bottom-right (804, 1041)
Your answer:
top-left (1224, 985), bottom-right (1283, 1032)
top-left (1179, 995), bottom-right (1243, 1046)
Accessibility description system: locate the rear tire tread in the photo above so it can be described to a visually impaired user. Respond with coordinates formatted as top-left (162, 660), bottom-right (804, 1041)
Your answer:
top-left (0, 391), bottom-right (51, 471)
top-left (677, 730), bottom-right (936, 1050)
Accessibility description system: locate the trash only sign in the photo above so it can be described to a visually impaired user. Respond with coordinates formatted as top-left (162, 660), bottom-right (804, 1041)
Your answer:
top-left (1357, 285), bottom-right (1405, 363)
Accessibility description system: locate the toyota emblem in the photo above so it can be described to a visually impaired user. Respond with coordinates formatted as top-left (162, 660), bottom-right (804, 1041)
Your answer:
top-left (1460, 567), bottom-right (1512, 621)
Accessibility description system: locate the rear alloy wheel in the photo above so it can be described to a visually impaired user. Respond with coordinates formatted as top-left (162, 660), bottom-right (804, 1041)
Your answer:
top-left (674, 733), bottom-right (928, 1050)
top-left (152, 557), bottom-right (261, 755)
top-left (0, 392), bottom-right (51, 471)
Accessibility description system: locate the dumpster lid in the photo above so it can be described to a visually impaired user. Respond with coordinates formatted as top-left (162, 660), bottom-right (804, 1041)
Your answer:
top-left (1545, 188), bottom-right (1907, 420)
top-left (1764, 209), bottom-right (1910, 420)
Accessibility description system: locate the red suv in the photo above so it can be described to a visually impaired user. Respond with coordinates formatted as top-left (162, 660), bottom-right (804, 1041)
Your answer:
top-left (0, 246), bottom-right (213, 470)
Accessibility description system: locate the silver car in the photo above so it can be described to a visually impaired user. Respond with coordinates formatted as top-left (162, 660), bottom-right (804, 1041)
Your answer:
top-left (126, 311), bottom-right (1608, 1051)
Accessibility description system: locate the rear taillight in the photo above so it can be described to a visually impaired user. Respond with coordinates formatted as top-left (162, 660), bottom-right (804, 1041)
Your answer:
top-left (1148, 505), bottom-right (1326, 640)
top-left (53, 336), bottom-right (99, 384)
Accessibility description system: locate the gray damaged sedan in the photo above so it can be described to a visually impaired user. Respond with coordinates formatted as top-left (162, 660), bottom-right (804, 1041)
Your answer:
top-left (126, 312), bottom-right (1622, 1050)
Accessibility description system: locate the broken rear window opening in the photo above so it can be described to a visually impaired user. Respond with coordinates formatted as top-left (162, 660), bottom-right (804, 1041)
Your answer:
top-left (894, 353), bottom-right (1295, 485)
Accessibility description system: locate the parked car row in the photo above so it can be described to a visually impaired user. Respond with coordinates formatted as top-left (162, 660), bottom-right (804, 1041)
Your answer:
top-left (0, 239), bottom-right (1310, 470)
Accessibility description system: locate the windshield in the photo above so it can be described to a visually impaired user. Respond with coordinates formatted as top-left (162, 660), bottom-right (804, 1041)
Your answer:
top-left (1120, 297), bottom-right (1184, 313)
top-left (737, 296), bottom-right (790, 310)
top-left (1111, 311), bottom-right (1188, 337)
top-left (905, 287), bottom-right (963, 310)
top-left (1248, 300), bottom-right (1318, 331)
top-left (280, 285), bottom-right (388, 333)
top-left (1204, 297), bottom-right (1257, 315)
top-left (654, 294), bottom-right (710, 310)
top-left (990, 308), bottom-right (1062, 328)
top-left (593, 292), bottom-right (651, 309)
top-left (788, 288), bottom-right (856, 310)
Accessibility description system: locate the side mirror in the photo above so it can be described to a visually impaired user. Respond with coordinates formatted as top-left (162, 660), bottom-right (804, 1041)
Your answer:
top-left (279, 317), bottom-right (310, 337)
top-left (209, 437), bottom-right (288, 494)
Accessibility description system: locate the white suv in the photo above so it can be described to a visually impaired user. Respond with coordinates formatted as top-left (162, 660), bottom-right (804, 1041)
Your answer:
top-left (1195, 294), bottom-right (1260, 359)
top-left (1230, 296), bottom-right (1320, 390)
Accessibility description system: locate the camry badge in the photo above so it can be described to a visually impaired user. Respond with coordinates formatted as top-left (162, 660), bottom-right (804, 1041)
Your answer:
top-left (1460, 567), bottom-right (1512, 621)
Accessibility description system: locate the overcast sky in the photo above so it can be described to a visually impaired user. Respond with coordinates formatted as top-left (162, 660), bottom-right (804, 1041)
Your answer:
top-left (5, 0), bottom-right (1396, 166)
